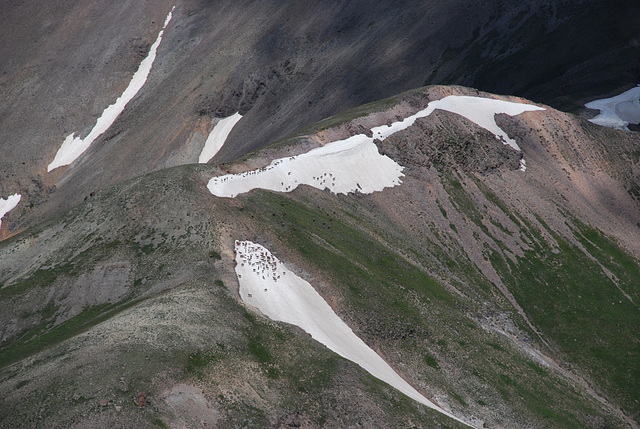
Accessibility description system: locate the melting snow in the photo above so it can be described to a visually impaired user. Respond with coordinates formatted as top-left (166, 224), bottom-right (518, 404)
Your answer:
top-left (198, 112), bottom-right (242, 163)
top-left (0, 193), bottom-right (21, 229)
top-left (208, 133), bottom-right (404, 197)
top-left (585, 86), bottom-right (640, 130)
top-left (519, 158), bottom-right (527, 172)
top-left (48, 6), bottom-right (176, 172)
top-left (235, 240), bottom-right (472, 427)
top-left (420, 96), bottom-right (546, 151)
top-left (207, 95), bottom-right (543, 198)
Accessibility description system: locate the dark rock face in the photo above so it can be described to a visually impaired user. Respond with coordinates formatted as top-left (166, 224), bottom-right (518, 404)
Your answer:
top-left (377, 113), bottom-right (522, 175)
top-left (429, 1), bottom-right (640, 111)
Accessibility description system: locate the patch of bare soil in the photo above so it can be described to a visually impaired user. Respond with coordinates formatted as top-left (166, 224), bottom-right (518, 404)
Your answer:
top-left (160, 384), bottom-right (219, 428)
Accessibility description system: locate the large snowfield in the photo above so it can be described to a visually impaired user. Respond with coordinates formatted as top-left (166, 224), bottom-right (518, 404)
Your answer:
top-left (208, 133), bottom-right (404, 197)
top-left (207, 95), bottom-right (544, 197)
top-left (47, 7), bottom-right (175, 172)
top-left (0, 193), bottom-right (21, 229)
top-left (198, 112), bottom-right (243, 163)
top-left (234, 240), bottom-right (473, 427)
top-left (585, 86), bottom-right (640, 130)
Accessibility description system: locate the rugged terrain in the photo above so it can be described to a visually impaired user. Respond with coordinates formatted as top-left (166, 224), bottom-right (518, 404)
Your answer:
top-left (2, 0), bottom-right (640, 236)
top-left (1, 85), bottom-right (639, 428)
top-left (2, 1), bottom-right (640, 428)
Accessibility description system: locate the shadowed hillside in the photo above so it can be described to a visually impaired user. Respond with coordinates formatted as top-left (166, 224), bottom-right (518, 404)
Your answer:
top-left (1, 0), bottom-right (639, 236)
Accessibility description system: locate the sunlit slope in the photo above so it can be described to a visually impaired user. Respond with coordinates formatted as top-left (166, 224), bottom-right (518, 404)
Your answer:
top-left (1, 86), bottom-right (640, 427)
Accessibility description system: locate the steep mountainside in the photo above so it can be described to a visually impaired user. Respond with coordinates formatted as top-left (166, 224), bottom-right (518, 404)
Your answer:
top-left (2, 0), bottom-right (640, 237)
top-left (2, 1), bottom-right (640, 428)
top-left (1, 85), bottom-right (639, 428)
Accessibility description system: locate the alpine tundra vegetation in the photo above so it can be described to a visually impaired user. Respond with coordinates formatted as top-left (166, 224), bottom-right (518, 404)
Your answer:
top-left (1, 1), bottom-right (640, 428)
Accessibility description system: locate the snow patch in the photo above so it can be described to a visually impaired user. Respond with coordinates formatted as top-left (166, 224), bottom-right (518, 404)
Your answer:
top-left (519, 159), bottom-right (527, 172)
top-left (207, 95), bottom-right (543, 198)
top-left (235, 240), bottom-right (473, 427)
top-left (420, 95), bottom-right (546, 151)
top-left (208, 133), bottom-right (403, 197)
top-left (0, 193), bottom-right (21, 229)
top-left (585, 86), bottom-right (640, 130)
top-left (198, 112), bottom-right (242, 163)
top-left (47, 6), bottom-right (176, 172)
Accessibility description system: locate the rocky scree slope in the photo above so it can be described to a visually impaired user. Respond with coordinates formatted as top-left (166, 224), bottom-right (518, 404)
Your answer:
top-left (1, 86), bottom-right (640, 428)
top-left (2, 0), bottom-right (640, 237)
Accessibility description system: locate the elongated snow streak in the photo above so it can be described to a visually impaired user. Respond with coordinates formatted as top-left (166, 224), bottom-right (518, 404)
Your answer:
top-left (47, 6), bottom-right (176, 172)
top-left (585, 85), bottom-right (640, 130)
top-left (198, 112), bottom-right (242, 163)
top-left (0, 193), bottom-right (21, 229)
top-left (235, 240), bottom-right (473, 427)
top-left (207, 96), bottom-right (544, 197)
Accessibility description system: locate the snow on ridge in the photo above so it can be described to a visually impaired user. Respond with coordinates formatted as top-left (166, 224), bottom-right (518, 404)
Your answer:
top-left (207, 95), bottom-right (543, 198)
top-left (164, 6), bottom-right (175, 27)
top-left (419, 95), bottom-right (546, 151)
top-left (0, 193), bottom-right (21, 229)
top-left (389, 95), bottom-right (543, 171)
top-left (47, 6), bottom-right (176, 172)
top-left (199, 112), bottom-right (242, 163)
top-left (585, 86), bottom-right (640, 130)
top-left (235, 240), bottom-right (474, 428)
top-left (369, 95), bottom-right (545, 151)
top-left (207, 133), bottom-right (404, 198)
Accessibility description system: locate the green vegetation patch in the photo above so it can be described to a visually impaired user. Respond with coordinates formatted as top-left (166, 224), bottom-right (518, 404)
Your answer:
top-left (186, 351), bottom-right (218, 379)
top-left (0, 301), bottom-right (135, 369)
top-left (471, 177), bottom-right (523, 228)
top-left (441, 173), bottom-right (490, 237)
top-left (245, 192), bottom-right (456, 324)
top-left (0, 262), bottom-right (75, 299)
top-left (240, 190), bottom-right (606, 427)
top-left (424, 353), bottom-right (440, 369)
top-left (489, 220), bottom-right (640, 413)
top-left (248, 338), bottom-right (273, 363)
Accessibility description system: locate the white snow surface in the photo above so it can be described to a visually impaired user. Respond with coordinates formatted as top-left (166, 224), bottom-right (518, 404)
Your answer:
top-left (207, 133), bottom-right (404, 197)
top-left (198, 112), bottom-right (242, 163)
top-left (235, 240), bottom-right (472, 427)
top-left (519, 159), bottom-right (527, 172)
top-left (207, 95), bottom-right (543, 198)
top-left (47, 6), bottom-right (175, 172)
top-left (0, 193), bottom-right (21, 229)
top-left (585, 86), bottom-right (640, 130)
top-left (419, 95), bottom-right (546, 151)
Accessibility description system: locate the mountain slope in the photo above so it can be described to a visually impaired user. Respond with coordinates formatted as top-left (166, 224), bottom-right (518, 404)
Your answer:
top-left (2, 0), bottom-right (640, 238)
top-left (1, 85), bottom-right (639, 428)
